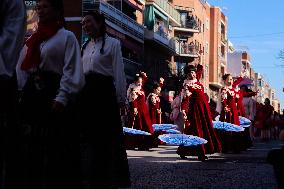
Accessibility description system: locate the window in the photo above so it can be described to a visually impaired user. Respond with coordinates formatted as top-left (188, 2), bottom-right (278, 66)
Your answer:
top-left (221, 66), bottom-right (225, 76)
top-left (206, 18), bottom-right (209, 30)
top-left (205, 64), bottom-right (209, 76)
top-left (218, 21), bottom-right (221, 33)
top-left (205, 42), bottom-right (209, 54)
top-left (258, 79), bottom-right (262, 87)
top-left (180, 12), bottom-right (187, 27)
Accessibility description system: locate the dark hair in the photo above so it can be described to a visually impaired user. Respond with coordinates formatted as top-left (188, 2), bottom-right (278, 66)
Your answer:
top-left (152, 82), bottom-right (161, 90)
top-left (265, 98), bottom-right (270, 104)
top-left (222, 73), bottom-right (231, 81)
top-left (240, 85), bottom-right (249, 91)
top-left (38, 0), bottom-right (65, 24)
top-left (184, 64), bottom-right (196, 75)
top-left (84, 11), bottom-right (107, 54)
top-left (134, 74), bottom-right (142, 82)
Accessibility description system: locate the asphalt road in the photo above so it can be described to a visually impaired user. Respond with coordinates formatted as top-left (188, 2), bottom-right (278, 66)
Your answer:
top-left (126, 140), bottom-right (284, 189)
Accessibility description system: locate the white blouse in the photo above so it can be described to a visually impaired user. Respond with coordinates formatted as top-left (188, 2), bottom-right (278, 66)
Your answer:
top-left (82, 35), bottom-right (126, 103)
top-left (16, 28), bottom-right (85, 106)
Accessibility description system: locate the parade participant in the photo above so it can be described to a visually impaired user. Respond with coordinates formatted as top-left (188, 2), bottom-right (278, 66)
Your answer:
top-left (219, 74), bottom-right (244, 153)
top-left (236, 84), bottom-right (257, 117)
top-left (261, 98), bottom-right (274, 141)
top-left (147, 79), bottom-right (164, 124)
top-left (170, 88), bottom-right (190, 132)
top-left (241, 86), bottom-right (257, 120)
top-left (254, 102), bottom-right (265, 137)
top-left (177, 64), bottom-right (222, 161)
top-left (0, 0), bottom-right (26, 188)
top-left (80, 11), bottom-right (130, 188)
top-left (241, 86), bottom-right (257, 143)
top-left (126, 72), bottom-right (154, 150)
top-left (16, 0), bottom-right (85, 188)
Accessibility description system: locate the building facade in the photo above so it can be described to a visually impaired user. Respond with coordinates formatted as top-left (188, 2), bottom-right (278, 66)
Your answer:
top-left (208, 6), bottom-right (228, 102)
top-left (227, 50), bottom-right (251, 78)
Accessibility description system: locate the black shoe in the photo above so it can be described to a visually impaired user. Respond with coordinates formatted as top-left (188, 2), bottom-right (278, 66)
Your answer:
top-left (198, 155), bottom-right (208, 161)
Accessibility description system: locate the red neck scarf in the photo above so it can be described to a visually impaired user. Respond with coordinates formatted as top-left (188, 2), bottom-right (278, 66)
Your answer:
top-left (21, 22), bottom-right (63, 71)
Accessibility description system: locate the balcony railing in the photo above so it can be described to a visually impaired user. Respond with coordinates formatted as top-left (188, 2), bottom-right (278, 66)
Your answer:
top-left (181, 16), bottom-right (199, 30)
top-left (144, 23), bottom-right (175, 50)
top-left (175, 41), bottom-right (199, 57)
top-left (146, 0), bottom-right (181, 25)
top-left (83, 0), bottom-right (144, 41)
top-left (154, 24), bottom-right (169, 40)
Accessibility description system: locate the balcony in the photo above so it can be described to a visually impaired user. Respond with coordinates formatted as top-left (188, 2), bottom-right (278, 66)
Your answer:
top-left (209, 74), bottom-right (223, 89)
top-left (146, 0), bottom-right (181, 26)
top-left (175, 41), bottom-right (199, 58)
top-left (174, 16), bottom-right (200, 33)
top-left (145, 24), bottom-right (175, 51)
top-left (83, 0), bottom-right (144, 42)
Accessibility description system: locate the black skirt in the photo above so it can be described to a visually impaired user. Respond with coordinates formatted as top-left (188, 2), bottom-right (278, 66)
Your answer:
top-left (19, 71), bottom-right (80, 189)
top-left (79, 73), bottom-right (131, 188)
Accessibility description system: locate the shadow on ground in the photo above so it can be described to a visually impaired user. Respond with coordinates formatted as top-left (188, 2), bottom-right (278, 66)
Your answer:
top-left (125, 140), bottom-right (284, 189)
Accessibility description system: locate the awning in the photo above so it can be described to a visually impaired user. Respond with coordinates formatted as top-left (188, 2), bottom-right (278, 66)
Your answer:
top-left (154, 7), bottom-right (168, 21)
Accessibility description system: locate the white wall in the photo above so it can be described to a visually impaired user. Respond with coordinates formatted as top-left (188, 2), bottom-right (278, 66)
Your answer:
top-left (227, 52), bottom-right (242, 77)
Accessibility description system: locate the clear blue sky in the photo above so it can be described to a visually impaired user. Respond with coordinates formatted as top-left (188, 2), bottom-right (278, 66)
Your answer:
top-left (208, 0), bottom-right (284, 107)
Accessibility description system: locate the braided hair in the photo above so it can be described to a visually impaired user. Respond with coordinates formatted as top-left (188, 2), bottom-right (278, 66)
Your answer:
top-left (84, 11), bottom-right (107, 54)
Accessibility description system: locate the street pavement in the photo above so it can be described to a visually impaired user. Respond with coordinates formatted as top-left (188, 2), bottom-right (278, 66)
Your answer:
top-left (126, 140), bottom-right (284, 189)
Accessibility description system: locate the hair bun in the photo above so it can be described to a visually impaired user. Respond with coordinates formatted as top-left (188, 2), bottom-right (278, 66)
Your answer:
top-left (222, 74), bottom-right (231, 81)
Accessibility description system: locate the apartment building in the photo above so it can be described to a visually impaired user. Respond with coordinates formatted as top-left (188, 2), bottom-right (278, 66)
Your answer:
top-left (208, 6), bottom-right (228, 102)
top-left (143, 0), bottom-right (180, 87)
top-left (227, 51), bottom-right (251, 78)
top-left (83, 0), bottom-right (145, 80)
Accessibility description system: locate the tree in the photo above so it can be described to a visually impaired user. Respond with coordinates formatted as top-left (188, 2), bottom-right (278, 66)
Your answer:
top-left (279, 50), bottom-right (284, 61)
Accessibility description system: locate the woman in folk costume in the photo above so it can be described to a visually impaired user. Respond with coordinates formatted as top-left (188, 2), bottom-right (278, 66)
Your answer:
top-left (147, 78), bottom-right (164, 124)
top-left (260, 98), bottom-right (274, 141)
top-left (126, 72), bottom-right (154, 150)
top-left (16, 0), bottom-right (85, 188)
top-left (176, 64), bottom-right (222, 161)
top-left (219, 74), bottom-right (245, 153)
top-left (231, 77), bottom-right (257, 150)
top-left (80, 12), bottom-right (130, 188)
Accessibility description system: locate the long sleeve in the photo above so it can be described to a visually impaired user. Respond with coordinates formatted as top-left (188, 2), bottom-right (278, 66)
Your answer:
top-left (233, 77), bottom-right (243, 88)
top-left (0, 0), bottom-right (26, 77)
top-left (181, 97), bottom-right (189, 113)
top-left (112, 40), bottom-right (126, 104)
top-left (55, 33), bottom-right (85, 105)
top-left (196, 64), bottom-right (203, 81)
top-left (130, 98), bottom-right (138, 109)
top-left (16, 46), bottom-right (28, 90)
top-left (243, 91), bottom-right (257, 97)
top-left (220, 88), bottom-right (228, 107)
